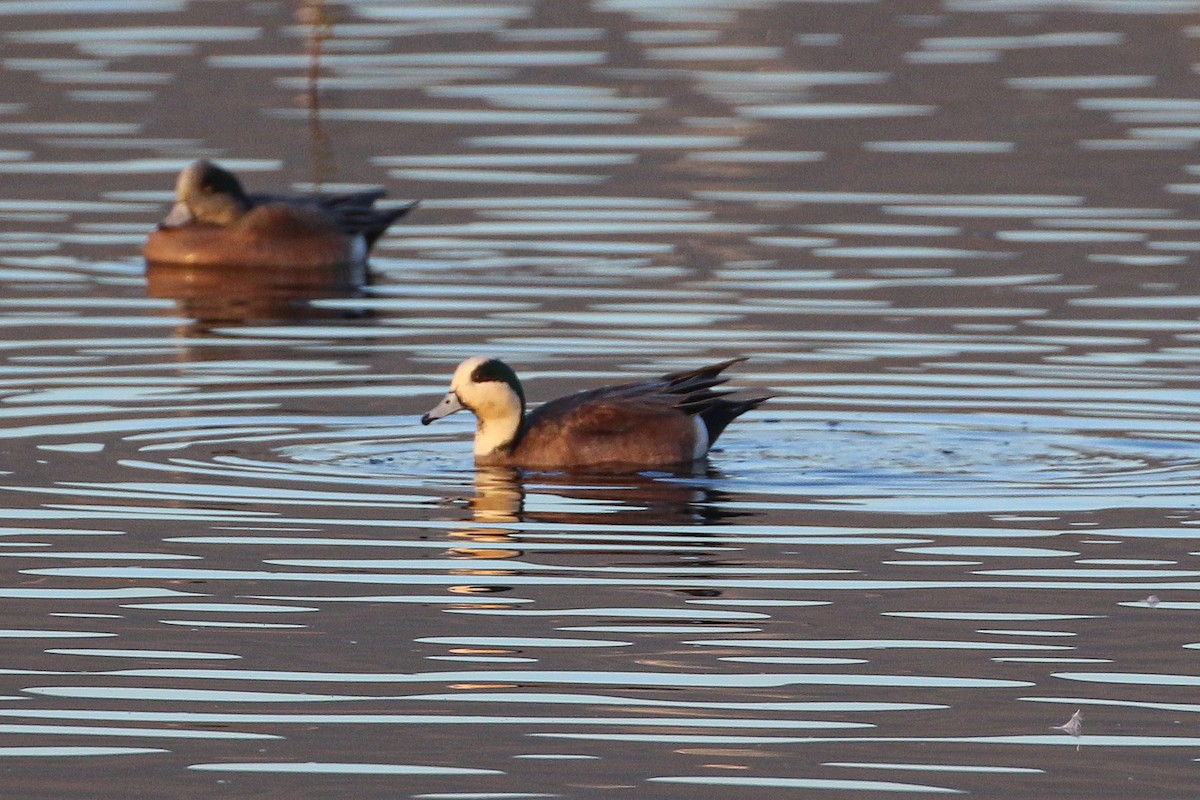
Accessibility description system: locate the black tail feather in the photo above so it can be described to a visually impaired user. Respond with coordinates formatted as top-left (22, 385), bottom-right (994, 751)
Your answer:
top-left (360, 200), bottom-right (419, 247)
top-left (676, 388), bottom-right (738, 413)
top-left (698, 394), bottom-right (773, 444)
top-left (334, 200), bottom-right (419, 247)
top-left (655, 358), bottom-right (769, 445)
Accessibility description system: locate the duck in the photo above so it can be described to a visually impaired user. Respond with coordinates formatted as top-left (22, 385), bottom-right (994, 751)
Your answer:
top-left (422, 356), bottom-right (770, 469)
top-left (143, 159), bottom-right (417, 269)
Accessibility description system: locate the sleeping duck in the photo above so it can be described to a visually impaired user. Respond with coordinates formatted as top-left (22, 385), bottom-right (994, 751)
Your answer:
top-left (143, 159), bottom-right (416, 268)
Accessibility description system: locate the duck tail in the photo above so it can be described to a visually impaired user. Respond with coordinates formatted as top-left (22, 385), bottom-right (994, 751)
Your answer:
top-left (339, 200), bottom-right (419, 248)
top-left (363, 200), bottom-right (419, 247)
top-left (663, 358), bottom-right (771, 444)
top-left (698, 394), bottom-right (773, 445)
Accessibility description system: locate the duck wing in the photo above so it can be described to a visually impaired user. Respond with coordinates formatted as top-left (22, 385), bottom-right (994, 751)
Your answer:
top-left (247, 191), bottom-right (418, 247)
top-left (516, 359), bottom-right (769, 465)
top-left (246, 189), bottom-right (384, 210)
top-left (535, 357), bottom-right (746, 404)
top-left (518, 396), bottom-right (700, 466)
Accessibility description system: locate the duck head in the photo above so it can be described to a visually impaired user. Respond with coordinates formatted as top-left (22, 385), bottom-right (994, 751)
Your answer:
top-left (423, 357), bottom-right (526, 458)
top-left (160, 159), bottom-right (252, 228)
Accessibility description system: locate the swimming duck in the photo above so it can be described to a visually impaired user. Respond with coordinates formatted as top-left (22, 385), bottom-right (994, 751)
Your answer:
top-left (422, 357), bottom-right (770, 469)
top-left (143, 159), bottom-right (416, 268)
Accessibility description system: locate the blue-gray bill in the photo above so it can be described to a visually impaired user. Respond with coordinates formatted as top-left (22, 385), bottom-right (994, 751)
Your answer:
top-left (421, 392), bottom-right (463, 425)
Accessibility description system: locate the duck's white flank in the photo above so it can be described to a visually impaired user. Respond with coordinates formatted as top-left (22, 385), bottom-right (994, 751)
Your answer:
top-left (691, 415), bottom-right (710, 460)
top-left (349, 234), bottom-right (368, 265)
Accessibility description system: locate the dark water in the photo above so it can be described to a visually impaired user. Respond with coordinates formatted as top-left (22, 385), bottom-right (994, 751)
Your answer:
top-left (3, 0), bottom-right (1200, 797)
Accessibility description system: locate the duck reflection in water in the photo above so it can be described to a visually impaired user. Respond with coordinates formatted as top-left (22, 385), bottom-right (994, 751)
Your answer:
top-left (447, 465), bottom-right (746, 560)
top-left (146, 259), bottom-right (373, 326)
top-left (466, 465), bottom-right (744, 525)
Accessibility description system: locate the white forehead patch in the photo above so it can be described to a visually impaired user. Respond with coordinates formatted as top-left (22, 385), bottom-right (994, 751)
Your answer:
top-left (451, 355), bottom-right (494, 388)
top-left (175, 162), bottom-right (201, 196)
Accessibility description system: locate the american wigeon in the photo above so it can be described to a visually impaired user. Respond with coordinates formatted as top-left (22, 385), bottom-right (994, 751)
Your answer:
top-left (422, 357), bottom-right (770, 469)
top-left (143, 159), bottom-right (416, 268)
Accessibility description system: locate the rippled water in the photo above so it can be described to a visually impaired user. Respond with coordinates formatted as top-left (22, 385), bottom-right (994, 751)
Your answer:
top-left (4, 0), bottom-right (1200, 797)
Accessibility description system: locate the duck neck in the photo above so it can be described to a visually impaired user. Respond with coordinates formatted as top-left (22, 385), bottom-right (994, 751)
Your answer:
top-left (473, 400), bottom-right (524, 459)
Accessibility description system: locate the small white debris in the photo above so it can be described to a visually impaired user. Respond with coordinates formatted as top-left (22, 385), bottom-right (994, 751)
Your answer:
top-left (1052, 709), bottom-right (1083, 749)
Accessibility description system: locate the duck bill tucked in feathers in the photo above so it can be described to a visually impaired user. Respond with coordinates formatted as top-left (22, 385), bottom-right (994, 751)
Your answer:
top-left (159, 201), bottom-right (195, 229)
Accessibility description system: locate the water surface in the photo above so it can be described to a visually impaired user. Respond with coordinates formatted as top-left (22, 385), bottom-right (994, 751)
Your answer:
top-left (2, 0), bottom-right (1200, 797)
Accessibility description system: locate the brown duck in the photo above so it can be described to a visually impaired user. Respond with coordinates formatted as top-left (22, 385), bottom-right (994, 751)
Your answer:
top-left (422, 356), bottom-right (770, 469)
top-left (143, 159), bottom-right (416, 268)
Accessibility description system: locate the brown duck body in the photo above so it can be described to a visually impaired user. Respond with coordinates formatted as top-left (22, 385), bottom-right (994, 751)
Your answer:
top-left (143, 160), bottom-right (415, 268)
top-left (423, 357), bottom-right (770, 470)
top-left (144, 204), bottom-right (366, 269)
top-left (491, 396), bottom-right (704, 468)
